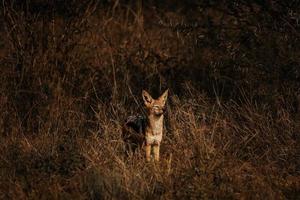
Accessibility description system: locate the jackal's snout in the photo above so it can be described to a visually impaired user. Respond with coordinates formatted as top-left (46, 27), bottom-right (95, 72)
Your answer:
top-left (152, 105), bottom-right (165, 116)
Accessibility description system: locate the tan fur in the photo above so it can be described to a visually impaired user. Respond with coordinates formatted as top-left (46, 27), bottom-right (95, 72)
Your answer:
top-left (142, 89), bottom-right (168, 161)
top-left (123, 89), bottom-right (168, 161)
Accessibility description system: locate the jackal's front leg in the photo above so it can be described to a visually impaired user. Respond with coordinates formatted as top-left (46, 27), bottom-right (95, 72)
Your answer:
top-left (145, 144), bottom-right (151, 162)
top-left (153, 145), bottom-right (160, 161)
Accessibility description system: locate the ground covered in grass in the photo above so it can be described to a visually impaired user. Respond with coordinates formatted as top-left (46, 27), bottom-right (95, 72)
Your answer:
top-left (0, 1), bottom-right (299, 199)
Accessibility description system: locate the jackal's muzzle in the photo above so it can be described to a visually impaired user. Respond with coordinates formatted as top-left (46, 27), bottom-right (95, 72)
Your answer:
top-left (152, 105), bottom-right (165, 116)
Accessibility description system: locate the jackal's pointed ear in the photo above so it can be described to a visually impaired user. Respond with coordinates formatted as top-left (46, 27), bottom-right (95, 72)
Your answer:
top-left (159, 89), bottom-right (169, 105)
top-left (142, 90), bottom-right (153, 105)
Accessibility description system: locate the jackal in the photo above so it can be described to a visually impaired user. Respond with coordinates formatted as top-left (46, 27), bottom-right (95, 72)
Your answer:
top-left (122, 89), bottom-right (168, 161)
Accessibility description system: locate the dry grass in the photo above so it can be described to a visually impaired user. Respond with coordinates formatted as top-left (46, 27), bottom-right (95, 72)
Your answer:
top-left (0, 1), bottom-right (299, 199)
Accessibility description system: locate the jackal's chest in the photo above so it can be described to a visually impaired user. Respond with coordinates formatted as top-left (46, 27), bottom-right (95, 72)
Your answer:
top-left (145, 123), bottom-right (163, 145)
top-left (145, 134), bottom-right (162, 145)
top-left (152, 123), bottom-right (163, 135)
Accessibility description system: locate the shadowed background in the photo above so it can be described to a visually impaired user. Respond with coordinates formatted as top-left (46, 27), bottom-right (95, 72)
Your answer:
top-left (0, 0), bottom-right (299, 199)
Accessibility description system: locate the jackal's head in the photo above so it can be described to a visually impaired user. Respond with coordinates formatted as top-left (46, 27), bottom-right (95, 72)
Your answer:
top-left (142, 89), bottom-right (168, 116)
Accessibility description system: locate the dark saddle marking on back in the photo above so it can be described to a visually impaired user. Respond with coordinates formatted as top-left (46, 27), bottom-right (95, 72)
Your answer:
top-left (123, 115), bottom-right (147, 153)
top-left (124, 115), bottom-right (147, 135)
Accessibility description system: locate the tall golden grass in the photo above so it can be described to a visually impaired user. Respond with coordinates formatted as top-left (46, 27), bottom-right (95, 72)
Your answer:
top-left (0, 1), bottom-right (299, 199)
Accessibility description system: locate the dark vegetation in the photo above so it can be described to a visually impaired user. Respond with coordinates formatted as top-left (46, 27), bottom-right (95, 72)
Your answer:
top-left (0, 0), bottom-right (299, 199)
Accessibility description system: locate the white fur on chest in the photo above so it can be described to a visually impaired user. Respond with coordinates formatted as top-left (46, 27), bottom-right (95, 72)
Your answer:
top-left (146, 134), bottom-right (162, 145)
top-left (145, 116), bottom-right (164, 145)
top-left (152, 120), bottom-right (163, 135)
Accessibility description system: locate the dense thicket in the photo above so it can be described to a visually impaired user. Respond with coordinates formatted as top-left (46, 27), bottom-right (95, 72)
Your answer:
top-left (0, 1), bottom-right (299, 199)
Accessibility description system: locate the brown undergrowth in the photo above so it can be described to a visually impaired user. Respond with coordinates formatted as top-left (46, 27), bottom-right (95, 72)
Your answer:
top-left (0, 1), bottom-right (299, 199)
